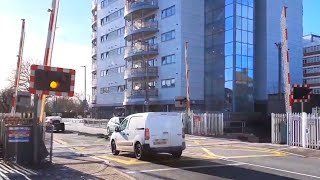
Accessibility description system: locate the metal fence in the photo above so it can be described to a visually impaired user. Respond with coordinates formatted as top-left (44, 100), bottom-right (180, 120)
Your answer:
top-left (62, 118), bottom-right (109, 129)
top-left (186, 112), bottom-right (224, 136)
top-left (271, 113), bottom-right (320, 149)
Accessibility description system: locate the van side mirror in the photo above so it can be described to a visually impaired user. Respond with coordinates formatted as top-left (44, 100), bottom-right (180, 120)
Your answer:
top-left (115, 126), bottom-right (121, 132)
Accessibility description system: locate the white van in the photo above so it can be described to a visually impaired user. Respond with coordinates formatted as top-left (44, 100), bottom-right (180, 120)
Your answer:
top-left (110, 112), bottom-right (186, 160)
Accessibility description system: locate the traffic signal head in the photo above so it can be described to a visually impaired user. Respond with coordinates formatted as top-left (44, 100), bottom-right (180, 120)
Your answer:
top-left (29, 65), bottom-right (75, 96)
top-left (292, 86), bottom-right (312, 100)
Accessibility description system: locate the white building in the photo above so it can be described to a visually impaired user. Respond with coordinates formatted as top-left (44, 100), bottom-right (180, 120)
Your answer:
top-left (90, 0), bottom-right (303, 118)
top-left (91, 0), bottom-right (204, 117)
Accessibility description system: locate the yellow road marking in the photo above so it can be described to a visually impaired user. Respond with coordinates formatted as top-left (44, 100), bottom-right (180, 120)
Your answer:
top-left (202, 148), bottom-right (226, 159)
top-left (53, 138), bottom-right (68, 145)
top-left (72, 147), bottom-right (86, 152)
top-left (97, 155), bottom-right (149, 165)
top-left (201, 146), bottom-right (287, 160)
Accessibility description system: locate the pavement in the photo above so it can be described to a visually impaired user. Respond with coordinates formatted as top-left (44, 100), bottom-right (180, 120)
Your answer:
top-left (49, 124), bottom-right (320, 180)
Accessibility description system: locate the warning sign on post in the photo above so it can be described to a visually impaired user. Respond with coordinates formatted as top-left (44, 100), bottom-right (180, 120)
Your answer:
top-left (8, 127), bottom-right (31, 143)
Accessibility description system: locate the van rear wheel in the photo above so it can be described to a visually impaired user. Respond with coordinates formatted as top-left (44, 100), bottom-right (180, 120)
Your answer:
top-left (134, 142), bottom-right (145, 160)
top-left (111, 140), bottom-right (120, 155)
top-left (172, 150), bottom-right (182, 158)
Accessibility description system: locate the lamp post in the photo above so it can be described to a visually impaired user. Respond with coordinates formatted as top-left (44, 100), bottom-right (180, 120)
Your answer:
top-left (81, 66), bottom-right (87, 117)
top-left (275, 42), bottom-right (282, 100)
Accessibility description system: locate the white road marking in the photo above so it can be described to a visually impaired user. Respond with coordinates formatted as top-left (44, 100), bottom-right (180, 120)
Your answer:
top-left (125, 163), bottom-right (245, 174)
top-left (225, 158), bottom-right (320, 179)
top-left (0, 164), bottom-right (14, 173)
top-left (11, 164), bottom-right (36, 176)
top-left (0, 170), bottom-right (9, 180)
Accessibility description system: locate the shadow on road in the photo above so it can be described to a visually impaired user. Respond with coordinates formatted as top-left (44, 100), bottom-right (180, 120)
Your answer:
top-left (116, 153), bottom-right (295, 180)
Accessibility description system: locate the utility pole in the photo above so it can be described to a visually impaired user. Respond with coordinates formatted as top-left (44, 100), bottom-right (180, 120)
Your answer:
top-left (275, 42), bottom-right (282, 100)
top-left (11, 19), bottom-right (25, 114)
top-left (81, 65), bottom-right (87, 117)
top-left (34, 0), bottom-right (60, 165)
top-left (184, 42), bottom-right (191, 115)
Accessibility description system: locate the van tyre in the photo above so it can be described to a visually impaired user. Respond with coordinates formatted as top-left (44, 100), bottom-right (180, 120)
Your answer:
top-left (172, 150), bottom-right (182, 158)
top-left (134, 142), bottom-right (145, 160)
top-left (111, 140), bottom-right (120, 155)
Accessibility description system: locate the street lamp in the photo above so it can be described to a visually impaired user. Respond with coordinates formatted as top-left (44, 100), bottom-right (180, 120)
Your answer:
top-left (275, 42), bottom-right (282, 100)
top-left (81, 66), bottom-right (87, 117)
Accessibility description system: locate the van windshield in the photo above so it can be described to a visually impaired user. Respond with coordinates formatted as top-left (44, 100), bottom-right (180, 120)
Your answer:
top-left (119, 117), bottom-right (125, 123)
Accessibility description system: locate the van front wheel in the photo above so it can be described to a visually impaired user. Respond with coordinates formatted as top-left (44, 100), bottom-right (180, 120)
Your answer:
top-left (111, 140), bottom-right (120, 155)
top-left (134, 142), bottom-right (144, 160)
top-left (172, 150), bottom-right (182, 158)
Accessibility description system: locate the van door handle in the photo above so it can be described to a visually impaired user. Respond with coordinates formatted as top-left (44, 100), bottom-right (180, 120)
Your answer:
top-left (163, 132), bottom-right (169, 134)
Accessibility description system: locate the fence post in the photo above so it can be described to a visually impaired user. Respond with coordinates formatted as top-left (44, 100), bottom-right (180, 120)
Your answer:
top-left (190, 112), bottom-right (194, 135)
top-left (286, 113), bottom-right (290, 145)
top-left (271, 113), bottom-right (275, 143)
top-left (302, 112), bottom-right (308, 148)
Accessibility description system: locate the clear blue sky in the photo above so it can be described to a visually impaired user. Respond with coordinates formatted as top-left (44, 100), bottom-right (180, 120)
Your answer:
top-left (303, 0), bottom-right (320, 35)
top-left (0, 0), bottom-right (319, 97)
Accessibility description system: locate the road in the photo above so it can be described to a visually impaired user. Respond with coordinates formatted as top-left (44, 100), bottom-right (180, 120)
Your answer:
top-left (52, 132), bottom-right (320, 180)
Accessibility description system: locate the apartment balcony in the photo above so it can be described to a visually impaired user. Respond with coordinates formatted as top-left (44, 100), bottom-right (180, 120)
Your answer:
top-left (91, 96), bottom-right (97, 104)
top-left (124, 44), bottom-right (158, 60)
top-left (92, 78), bottom-right (97, 87)
top-left (91, 48), bottom-right (97, 59)
top-left (124, 89), bottom-right (158, 99)
top-left (91, 31), bottom-right (97, 41)
top-left (125, 21), bottom-right (158, 41)
top-left (92, 62), bottom-right (97, 72)
top-left (91, 15), bottom-right (97, 26)
top-left (91, 0), bottom-right (97, 12)
top-left (124, 66), bottom-right (158, 80)
top-left (125, 0), bottom-right (158, 19)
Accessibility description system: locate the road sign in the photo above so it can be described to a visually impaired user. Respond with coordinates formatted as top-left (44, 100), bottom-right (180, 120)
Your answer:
top-left (29, 65), bottom-right (75, 97)
top-left (291, 84), bottom-right (311, 103)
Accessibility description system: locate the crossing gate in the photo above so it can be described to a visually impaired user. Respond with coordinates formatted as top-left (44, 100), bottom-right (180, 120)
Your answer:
top-left (271, 113), bottom-right (320, 149)
top-left (271, 113), bottom-right (287, 144)
top-left (190, 113), bottom-right (224, 136)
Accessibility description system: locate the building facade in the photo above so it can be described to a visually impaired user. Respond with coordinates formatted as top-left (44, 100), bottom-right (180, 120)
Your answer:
top-left (255, 0), bottom-right (303, 112)
top-left (91, 0), bottom-right (204, 117)
top-left (303, 34), bottom-right (320, 92)
top-left (90, 0), bottom-right (303, 117)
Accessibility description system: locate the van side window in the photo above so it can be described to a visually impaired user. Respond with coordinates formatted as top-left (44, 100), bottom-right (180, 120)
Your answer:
top-left (120, 118), bottom-right (128, 131)
top-left (128, 116), bottom-right (144, 130)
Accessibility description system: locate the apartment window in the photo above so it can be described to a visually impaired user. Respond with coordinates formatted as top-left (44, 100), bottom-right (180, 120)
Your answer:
top-left (100, 87), bottom-right (109, 94)
top-left (101, 0), bottom-right (106, 8)
top-left (161, 5), bottom-right (175, 19)
top-left (117, 27), bottom-right (125, 35)
top-left (100, 35), bottom-right (108, 43)
top-left (118, 66), bottom-right (125, 73)
top-left (100, 52), bottom-right (108, 60)
top-left (147, 59), bottom-right (156, 67)
top-left (148, 81), bottom-right (156, 89)
top-left (162, 54), bottom-right (175, 65)
top-left (101, 8), bottom-right (124, 25)
top-left (117, 47), bottom-right (124, 55)
top-left (100, 70), bottom-right (108, 77)
top-left (161, 78), bottom-right (175, 88)
top-left (161, 30), bottom-right (175, 42)
top-left (118, 85), bottom-right (125, 92)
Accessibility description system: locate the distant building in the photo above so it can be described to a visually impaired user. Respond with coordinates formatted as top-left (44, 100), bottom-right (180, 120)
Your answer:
top-left (303, 34), bottom-right (320, 92)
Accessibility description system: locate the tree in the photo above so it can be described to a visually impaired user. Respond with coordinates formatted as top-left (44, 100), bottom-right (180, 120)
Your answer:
top-left (8, 59), bottom-right (39, 92)
top-left (0, 87), bottom-right (13, 113)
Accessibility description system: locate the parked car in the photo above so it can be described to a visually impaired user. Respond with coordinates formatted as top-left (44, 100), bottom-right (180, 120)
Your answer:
top-left (107, 117), bottom-right (125, 135)
top-left (45, 116), bottom-right (65, 133)
top-left (110, 112), bottom-right (186, 160)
